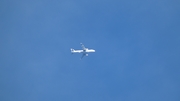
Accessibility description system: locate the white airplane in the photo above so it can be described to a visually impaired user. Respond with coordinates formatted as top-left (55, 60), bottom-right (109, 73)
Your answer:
top-left (71, 43), bottom-right (95, 59)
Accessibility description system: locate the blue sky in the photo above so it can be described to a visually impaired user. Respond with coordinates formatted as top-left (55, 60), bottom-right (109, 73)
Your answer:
top-left (0, 0), bottom-right (180, 101)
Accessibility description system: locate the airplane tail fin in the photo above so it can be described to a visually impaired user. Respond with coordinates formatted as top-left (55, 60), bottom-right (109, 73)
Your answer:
top-left (70, 48), bottom-right (74, 53)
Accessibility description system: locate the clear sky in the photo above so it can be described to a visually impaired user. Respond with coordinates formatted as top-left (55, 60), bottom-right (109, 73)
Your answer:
top-left (0, 0), bottom-right (180, 101)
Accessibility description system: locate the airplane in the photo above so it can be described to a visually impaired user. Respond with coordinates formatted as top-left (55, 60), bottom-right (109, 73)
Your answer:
top-left (71, 43), bottom-right (95, 59)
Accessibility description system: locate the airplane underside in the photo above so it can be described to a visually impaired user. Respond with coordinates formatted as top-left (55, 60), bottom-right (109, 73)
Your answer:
top-left (71, 43), bottom-right (95, 59)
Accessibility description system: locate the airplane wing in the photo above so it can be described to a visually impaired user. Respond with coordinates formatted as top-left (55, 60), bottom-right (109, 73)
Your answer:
top-left (81, 53), bottom-right (86, 59)
top-left (80, 43), bottom-right (86, 50)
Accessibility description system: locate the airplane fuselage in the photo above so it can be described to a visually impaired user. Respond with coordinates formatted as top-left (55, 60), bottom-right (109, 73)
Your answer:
top-left (71, 49), bottom-right (95, 53)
